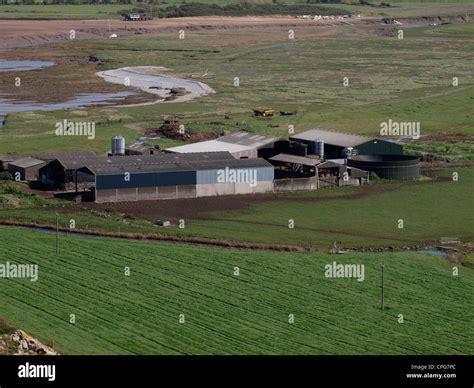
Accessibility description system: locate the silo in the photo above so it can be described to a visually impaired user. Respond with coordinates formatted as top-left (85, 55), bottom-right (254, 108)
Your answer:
top-left (111, 136), bottom-right (125, 156)
top-left (315, 139), bottom-right (324, 158)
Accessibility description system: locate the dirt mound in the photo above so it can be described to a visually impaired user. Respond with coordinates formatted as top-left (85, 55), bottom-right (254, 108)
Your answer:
top-left (146, 124), bottom-right (224, 142)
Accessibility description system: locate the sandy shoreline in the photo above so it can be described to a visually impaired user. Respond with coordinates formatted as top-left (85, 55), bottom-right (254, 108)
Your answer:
top-left (96, 66), bottom-right (215, 105)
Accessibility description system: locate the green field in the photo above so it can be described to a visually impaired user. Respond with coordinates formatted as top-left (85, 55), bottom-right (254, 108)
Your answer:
top-left (1, 21), bottom-right (473, 156)
top-left (0, 227), bottom-right (472, 355)
top-left (0, 1), bottom-right (473, 19)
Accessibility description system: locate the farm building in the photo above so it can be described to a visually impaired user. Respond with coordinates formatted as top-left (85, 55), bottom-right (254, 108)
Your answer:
top-left (7, 157), bottom-right (46, 181)
top-left (122, 12), bottom-right (153, 21)
top-left (39, 152), bottom-right (102, 190)
top-left (75, 152), bottom-right (274, 203)
top-left (166, 131), bottom-right (279, 159)
top-left (317, 161), bottom-right (369, 187)
top-left (40, 152), bottom-right (182, 190)
top-left (0, 155), bottom-right (20, 171)
top-left (290, 129), bottom-right (402, 159)
top-left (269, 154), bottom-right (369, 191)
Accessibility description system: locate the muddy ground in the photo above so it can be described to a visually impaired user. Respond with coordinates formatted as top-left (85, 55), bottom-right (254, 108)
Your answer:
top-left (74, 179), bottom-right (438, 222)
top-left (0, 16), bottom-right (378, 105)
top-left (0, 16), bottom-right (380, 51)
top-left (55, 167), bottom-right (456, 224)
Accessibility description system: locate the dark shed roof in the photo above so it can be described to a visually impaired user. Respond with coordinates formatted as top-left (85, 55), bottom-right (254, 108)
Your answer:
top-left (87, 154), bottom-right (272, 176)
top-left (269, 153), bottom-right (320, 167)
top-left (9, 157), bottom-right (45, 168)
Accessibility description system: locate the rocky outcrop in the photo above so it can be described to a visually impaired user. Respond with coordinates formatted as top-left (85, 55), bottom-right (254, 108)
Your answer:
top-left (9, 329), bottom-right (59, 356)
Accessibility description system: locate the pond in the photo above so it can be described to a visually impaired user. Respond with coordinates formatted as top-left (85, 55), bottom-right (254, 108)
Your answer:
top-left (0, 59), bottom-right (55, 72)
top-left (0, 60), bottom-right (135, 127)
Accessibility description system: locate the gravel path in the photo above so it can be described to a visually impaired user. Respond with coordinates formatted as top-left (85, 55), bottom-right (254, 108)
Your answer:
top-left (96, 66), bottom-right (215, 105)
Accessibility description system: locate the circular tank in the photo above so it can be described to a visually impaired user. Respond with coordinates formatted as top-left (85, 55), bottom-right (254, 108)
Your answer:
top-left (111, 135), bottom-right (125, 156)
top-left (347, 154), bottom-right (420, 180)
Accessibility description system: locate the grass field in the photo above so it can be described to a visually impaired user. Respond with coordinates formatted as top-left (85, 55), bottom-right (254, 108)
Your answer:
top-left (0, 22), bottom-right (473, 156)
top-left (136, 167), bottom-right (474, 248)
top-left (0, 226), bottom-right (472, 355)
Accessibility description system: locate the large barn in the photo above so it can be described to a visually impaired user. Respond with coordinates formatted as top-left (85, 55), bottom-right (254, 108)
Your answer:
top-left (40, 151), bottom-right (274, 203)
top-left (83, 152), bottom-right (273, 203)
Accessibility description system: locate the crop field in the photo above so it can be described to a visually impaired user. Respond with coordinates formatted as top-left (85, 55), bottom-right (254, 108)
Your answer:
top-left (0, 227), bottom-right (472, 355)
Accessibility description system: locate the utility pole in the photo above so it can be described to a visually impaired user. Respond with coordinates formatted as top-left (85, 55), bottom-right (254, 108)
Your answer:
top-left (55, 213), bottom-right (59, 255)
top-left (381, 261), bottom-right (385, 310)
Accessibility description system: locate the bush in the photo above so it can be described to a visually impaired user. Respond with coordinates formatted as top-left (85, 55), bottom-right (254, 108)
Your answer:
top-left (369, 172), bottom-right (381, 181)
top-left (0, 171), bottom-right (13, 181)
top-left (159, 3), bottom-right (349, 18)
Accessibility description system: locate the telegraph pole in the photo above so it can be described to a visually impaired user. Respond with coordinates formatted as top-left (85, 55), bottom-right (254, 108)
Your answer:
top-left (381, 261), bottom-right (385, 310)
top-left (55, 212), bottom-right (59, 255)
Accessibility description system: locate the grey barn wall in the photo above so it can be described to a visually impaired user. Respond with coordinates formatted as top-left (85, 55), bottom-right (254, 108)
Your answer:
top-left (96, 170), bottom-right (196, 190)
top-left (93, 164), bottom-right (275, 202)
top-left (196, 166), bottom-right (274, 184)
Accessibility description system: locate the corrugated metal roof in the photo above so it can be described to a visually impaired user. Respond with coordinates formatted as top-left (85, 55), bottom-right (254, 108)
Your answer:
top-left (217, 131), bottom-right (278, 147)
top-left (269, 153), bottom-right (321, 166)
top-left (54, 152), bottom-right (235, 170)
top-left (33, 151), bottom-right (97, 161)
top-left (9, 157), bottom-right (45, 168)
top-left (166, 140), bottom-right (252, 154)
top-left (166, 131), bottom-right (278, 154)
top-left (85, 154), bottom-right (272, 176)
top-left (189, 158), bottom-right (272, 171)
top-left (88, 162), bottom-right (195, 175)
top-left (291, 129), bottom-right (374, 147)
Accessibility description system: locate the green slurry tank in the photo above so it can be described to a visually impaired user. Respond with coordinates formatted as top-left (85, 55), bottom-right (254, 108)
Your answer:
top-left (347, 154), bottom-right (420, 180)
